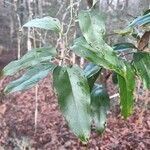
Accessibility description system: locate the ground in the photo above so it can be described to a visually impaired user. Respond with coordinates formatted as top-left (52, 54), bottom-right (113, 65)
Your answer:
top-left (0, 74), bottom-right (149, 150)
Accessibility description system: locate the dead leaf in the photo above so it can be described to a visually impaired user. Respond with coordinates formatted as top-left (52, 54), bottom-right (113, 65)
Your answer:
top-left (138, 31), bottom-right (150, 51)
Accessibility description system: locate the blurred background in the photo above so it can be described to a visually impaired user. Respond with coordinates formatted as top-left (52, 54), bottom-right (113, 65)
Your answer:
top-left (0, 0), bottom-right (149, 69)
top-left (0, 1), bottom-right (150, 149)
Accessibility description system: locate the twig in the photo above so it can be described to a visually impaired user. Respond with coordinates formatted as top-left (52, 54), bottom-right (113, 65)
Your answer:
top-left (34, 85), bottom-right (39, 135)
top-left (110, 93), bottom-right (120, 99)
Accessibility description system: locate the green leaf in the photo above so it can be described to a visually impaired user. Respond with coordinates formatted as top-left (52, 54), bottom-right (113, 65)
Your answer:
top-left (118, 12), bottom-right (150, 35)
top-left (118, 63), bottom-right (135, 118)
top-left (23, 16), bottom-right (61, 32)
top-left (79, 9), bottom-right (106, 48)
top-left (114, 28), bottom-right (133, 36)
top-left (131, 33), bottom-right (140, 40)
top-left (4, 62), bottom-right (56, 93)
top-left (3, 46), bottom-right (57, 76)
top-left (91, 84), bottom-right (110, 134)
top-left (72, 37), bottom-right (125, 76)
top-left (84, 63), bottom-right (101, 90)
top-left (143, 9), bottom-right (150, 15)
top-left (84, 63), bottom-right (101, 78)
top-left (133, 52), bottom-right (150, 89)
top-left (128, 13), bottom-right (150, 27)
top-left (53, 65), bottom-right (91, 143)
top-left (113, 43), bottom-right (137, 51)
top-left (77, 10), bottom-right (127, 76)
top-left (73, 9), bottom-right (136, 119)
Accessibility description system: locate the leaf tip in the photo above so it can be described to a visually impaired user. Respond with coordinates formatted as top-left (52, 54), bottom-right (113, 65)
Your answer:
top-left (79, 134), bottom-right (89, 144)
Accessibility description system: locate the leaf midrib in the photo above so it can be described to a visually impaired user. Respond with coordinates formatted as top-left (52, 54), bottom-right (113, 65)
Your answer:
top-left (67, 69), bottom-right (87, 134)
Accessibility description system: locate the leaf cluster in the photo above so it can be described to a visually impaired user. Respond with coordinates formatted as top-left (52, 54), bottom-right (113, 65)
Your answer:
top-left (1, 8), bottom-right (150, 143)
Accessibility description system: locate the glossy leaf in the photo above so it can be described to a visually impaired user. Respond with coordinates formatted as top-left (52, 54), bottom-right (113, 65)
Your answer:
top-left (143, 9), bottom-right (150, 15)
top-left (3, 46), bottom-right (57, 76)
top-left (113, 43), bottom-right (137, 51)
top-left (4, 63), bottom-right (56, 93)
top-left (73, 9), bottom-right (136, 118)
top-left (72, 37), bottom-right (125, 76)
top-left (133, 52), bottom-right (150, 89)
top-left (84, 63), bottom-right (101, 90)
top-left (79, 9), bottom-right (106, 49)
top-left (128, 13), bottom-right (150, 27)
top-left (77, 10), bottom-right (127, 76)
top-left (91, 84), bottom-right (110, 134)
top-left (53, 65), bottom-right (91, 143)
top-left (23, 16), bottom-right (61, 32)
top-left (118, 12), bottom-right (150, 35)
top-left (118, 63), bottom-right (135, 118)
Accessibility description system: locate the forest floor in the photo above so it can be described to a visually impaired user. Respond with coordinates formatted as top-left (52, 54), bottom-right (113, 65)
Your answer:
top-left (0, 74), bottom-right (150, 150)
